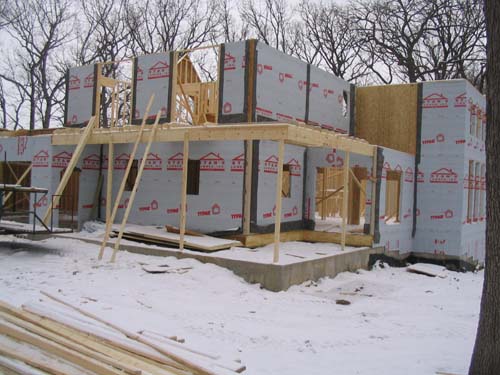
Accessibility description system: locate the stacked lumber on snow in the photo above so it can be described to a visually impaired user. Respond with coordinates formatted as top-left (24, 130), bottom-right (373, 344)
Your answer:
top-left (110, 225), bottom-right (241, 252)
top-left (0, 293), bottom-right (246, 375)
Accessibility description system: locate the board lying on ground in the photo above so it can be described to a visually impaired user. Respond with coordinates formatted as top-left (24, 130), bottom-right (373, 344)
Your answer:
top-left (111, 225), bottom-right (241, 252)
top-left (0, 292), bottom-right (246, 375)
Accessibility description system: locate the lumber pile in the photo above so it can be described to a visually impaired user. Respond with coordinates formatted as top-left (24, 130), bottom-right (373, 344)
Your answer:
top-left (110, 225), bottom-right (241, 252)
top-left (0, 292), bottom-right (246, 375)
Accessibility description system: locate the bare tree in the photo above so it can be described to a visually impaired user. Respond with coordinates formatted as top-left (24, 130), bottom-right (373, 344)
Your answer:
top-left (125, 0), bottom-right (221, 55)
top-left (353, 0), bottom-right (440, 83)
top-left (301, 1), bottom-right (368, 81)
top-left (468, 0), bottom-right (500, 372)
top-left (239, 0), bottom-right (295, 54)
top-left (0, 0), bottom-right (72, 129)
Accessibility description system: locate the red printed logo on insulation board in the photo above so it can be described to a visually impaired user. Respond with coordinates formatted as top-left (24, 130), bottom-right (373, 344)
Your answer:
top-left (278, 72), bottom-right (293, 82)
top-left (200, 152), bottom-right (225, 171)
top-left (264, 155), bottom-right (278, 174)
top-left (136, 67), bottom-right (144, 81)
top-left (139, 200), bottom-right (159, 212)
top-left (231, 153), bottom-right (245, 172)
top-left (423, 93), bottom-right (449, 109)
top-left (84, 73), bottom-right (94, 88)
top-left (52, 151), bottom-right (73, 169)
top-left (323, 88), bottom-right (334, 98)
top-left (167, 152), bottom-right (183, 171)
top-left (69, 76), bottom-right (80, 90)
top-left (148, 61), bottom-right (170, 79)
top-left (454, 93), bottom-right (467, 107)
top-left (431, 209), bottom-right (454, 220)
top-left (417, 169), bottom-right (425, 183)
top-left (287, 158), bottom-right (301, 177)
top-left (142, 152), bottom-right (162, 170)
top-left (224, 53), bottom-right (236, 71)
top-left (430, 168), bottom-right (458, 184)
top-left (83, 154), bottom-right (101, 170)
top-left (114, 153), bottom-right (130, 170)
top-left (404, 167), bottom-right (413, 183)
top-left (325, 149), bottom-right (344, 167)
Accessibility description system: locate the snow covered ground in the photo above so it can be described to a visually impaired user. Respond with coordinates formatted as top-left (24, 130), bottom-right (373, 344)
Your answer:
top-left (0, 235), bottom-right (483, 375)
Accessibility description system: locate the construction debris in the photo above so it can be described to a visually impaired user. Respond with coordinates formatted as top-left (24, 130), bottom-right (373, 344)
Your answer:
top-left (407, 263), bottom-right (448, 278)
top-left (0, 292), bottom-right (246, 375)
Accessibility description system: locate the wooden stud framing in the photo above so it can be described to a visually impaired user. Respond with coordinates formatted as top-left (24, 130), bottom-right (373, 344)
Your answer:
top-left (98, 95), bottom-right (155, 260)
top-left (110, 111), bottom-right (161, 263)
top-left (179, 132), bottom-right (189, 251)
top-left (243, 140), bottom-right (253, 235)
top-left (341, 151), bottom-right (350, 250)
top-left (273, 139), bottom-right (285, 263)
top-left (43, 116), bottom-right (97, 225)
top-left (170, 52), bottom-right (179, 123)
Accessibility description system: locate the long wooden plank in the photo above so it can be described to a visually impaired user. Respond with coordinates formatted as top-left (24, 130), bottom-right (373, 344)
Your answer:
top-left (2, 164), bottom-right (32, 204)
top-left (370, 147), bottom-right (378, 236)
top-left (273, 140), bottom-right (285, 263)
top-left (0, 311), bottom-right (141, 375)
top-left (98, 95), bottom-right (155, 260)
top-left (179, 132), bottom-right (189, 251)
top-left (40, 294), bottom-right (236, 375)
top-left (110, 110), bottom-right (161, 262)
top-left (43, 116), bottom-right (97, 225)
top-left (0, 320), bottom-right (124, 375)
top-left (341, 151), bottom-right (350, 251)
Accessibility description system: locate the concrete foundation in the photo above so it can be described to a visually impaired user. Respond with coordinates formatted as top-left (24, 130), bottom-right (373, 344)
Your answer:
top-left (54, 233), bottom-right (384, 292)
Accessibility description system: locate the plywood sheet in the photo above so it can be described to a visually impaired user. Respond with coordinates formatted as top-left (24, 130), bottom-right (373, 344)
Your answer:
top-left (355, 84), bottom-right (418, 154)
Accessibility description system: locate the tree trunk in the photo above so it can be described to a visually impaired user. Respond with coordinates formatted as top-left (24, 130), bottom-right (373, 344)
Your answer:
top-left (468, 0), bottom-right (500, 373)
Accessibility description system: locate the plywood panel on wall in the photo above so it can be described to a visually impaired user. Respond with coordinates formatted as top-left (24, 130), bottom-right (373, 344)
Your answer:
top-left (355, 84), bottom-right (418, 155)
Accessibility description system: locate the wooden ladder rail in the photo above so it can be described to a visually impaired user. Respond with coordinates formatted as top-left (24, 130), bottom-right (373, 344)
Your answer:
top-left (98, 95), bottom-right (155, 260)
top-left (109, 110), bottom-right (162, 262)
top-left (42, 116), bottom-right (98, 226)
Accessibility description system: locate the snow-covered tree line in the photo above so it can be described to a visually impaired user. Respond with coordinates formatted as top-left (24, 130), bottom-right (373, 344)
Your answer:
top-left (0, 0), bottom-right (485, 129)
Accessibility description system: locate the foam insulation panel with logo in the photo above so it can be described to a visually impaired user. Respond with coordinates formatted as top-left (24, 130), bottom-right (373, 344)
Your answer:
top-left (132, 52), bottom-right (171, 123)
top-left (256, 141), bottom-right (305, 227)
top-left (65, 64), bottom-right (96, 126)
top-left (100, 141), bottom-right (245, 233)
top-left (308, 65), bottom-right (351, 133)
top-left (255, 43), bottom-right (307, 122)
top-left (220, 41), bottom-right (247, 119)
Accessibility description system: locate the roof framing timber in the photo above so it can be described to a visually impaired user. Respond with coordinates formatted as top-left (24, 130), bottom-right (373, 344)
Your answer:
top-left (51, 123), bottom-right (375, 156)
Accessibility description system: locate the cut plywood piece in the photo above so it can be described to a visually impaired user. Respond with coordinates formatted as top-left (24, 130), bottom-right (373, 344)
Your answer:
top-left (355, 84), bottom-right (418, 154)
top-left (113, 225), bottom-right (241, 251)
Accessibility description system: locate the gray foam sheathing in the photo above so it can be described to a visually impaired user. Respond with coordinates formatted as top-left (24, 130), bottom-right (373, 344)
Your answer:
top-left (255, 141), bottom-right (305, 227)
top-left (255, 44), bottom-right (307, 122)
top-left (133, 52), bottom-right (171, 123)
top-left (307, 65), bottom-right (352, 133)
top-left (220, 41), bottom-right (247, 120)
top-left (99, 141), bottom-right (245, 233)
top-left (65, 64), bottom-right (95, 126)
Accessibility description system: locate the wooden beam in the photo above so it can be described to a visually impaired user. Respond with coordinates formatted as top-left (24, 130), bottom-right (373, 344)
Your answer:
top-left (110, 111), bottom-right (161, 263)
top-left (320, 168), bottom-right (327, 220)
top-left (98, 95), bottom-right (155, 260)
top-left (179, 132), bottom-right (189, 251)
top-left (341, 151), bottom-right (350, 250)
top-left (273, 140), bottom-right (285, 263)
top-left (315, 185), bottom-right (343, 205)
top-left (243, 140), bottom-right (253, 235)
top-left (170, 52), bottom-right (178, 122)
top-left (43, 116), bottom-right (97, 225)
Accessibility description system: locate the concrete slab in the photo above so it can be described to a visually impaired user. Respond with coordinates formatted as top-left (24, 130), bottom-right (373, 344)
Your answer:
top-left (54, 232), bottom-right (384, 292)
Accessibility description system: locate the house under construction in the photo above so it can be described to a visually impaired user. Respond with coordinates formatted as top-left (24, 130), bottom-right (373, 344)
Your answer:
top-left (0, 40), bottom-right (486, 269)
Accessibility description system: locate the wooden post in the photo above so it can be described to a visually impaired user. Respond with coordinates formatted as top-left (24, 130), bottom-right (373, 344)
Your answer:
top-left (42, 116), bottom-right (97, 225)
top-left (341, 151), bottom-right (350, 250)
top-left (273, 140), bottom-right (285, 263)
top-left (370, 147), bottom-right (378, 237)
top-left (321, 168), bottom-right (327, 220)
top-left (243, 140), bottom-right (253, 235)
top-left (98, 95), bottom-right (155, 260)
top-left (179, 132), bottom-right (189, 251)
top-left (170, 52), bottom-right (178, 122)
top-left (110, 111), bottom-right (161, 263)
